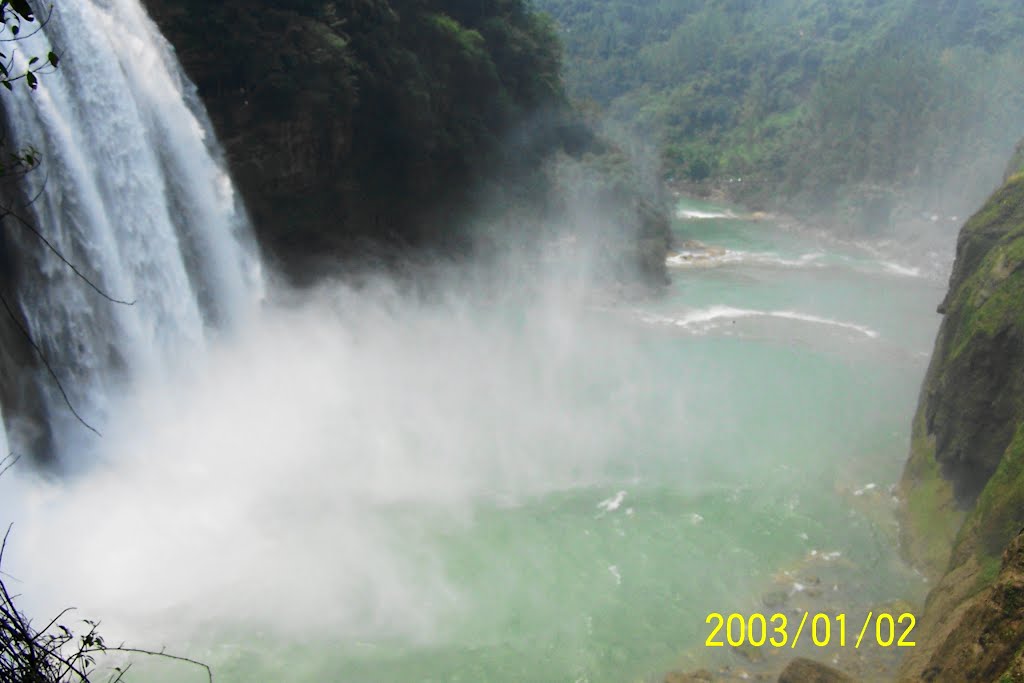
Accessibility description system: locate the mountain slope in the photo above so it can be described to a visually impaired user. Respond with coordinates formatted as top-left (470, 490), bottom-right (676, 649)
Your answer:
top-left (538, 0), bottom-right (1024, 228)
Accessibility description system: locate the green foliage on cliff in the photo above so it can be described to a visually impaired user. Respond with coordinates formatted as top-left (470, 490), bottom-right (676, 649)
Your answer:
top-left (896, 156), bottom-right (1024, 681)
top-left (147, 0), bottom-right (568, 252)
top-left (538, 0), bottom-right (1024, 222)
top-left (145, 0), bottom-right (669, 287)
top-left (900, 410), bottom-right (963, 580)
top-left (962, 424), bottom-right (1024, 564)
top-left (900, 170), bottom-right (1024, 583)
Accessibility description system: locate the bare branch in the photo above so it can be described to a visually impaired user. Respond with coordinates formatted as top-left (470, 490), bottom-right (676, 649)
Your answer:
top-left (0, 180), bottom-right (137, 305)
top-left (0, 288), bottom-right (101, 435)
top-left (85, 647), bottom-right (214, 683)
top-left (0, 453), bottom-right (18, 479)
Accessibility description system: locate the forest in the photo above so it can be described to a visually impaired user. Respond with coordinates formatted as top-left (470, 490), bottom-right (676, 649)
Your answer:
top-left (143, 0), bottom-right (669, 286)
top-left (538, 0), bottom-right (1024, 228)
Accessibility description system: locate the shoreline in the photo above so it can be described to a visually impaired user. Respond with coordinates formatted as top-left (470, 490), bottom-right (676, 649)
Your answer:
top-left (664, 186), bottom-right (957, 285)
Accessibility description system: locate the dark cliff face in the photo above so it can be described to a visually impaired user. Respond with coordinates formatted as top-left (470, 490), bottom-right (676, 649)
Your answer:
top-left (901, 172), bottom-right (1024, 575)
top-left (142, 0), bottom-right (669, 287)
top-left (925, 177), bottom-right (1024, 505)
top-left (899, 163), bottom-right (1024, 680)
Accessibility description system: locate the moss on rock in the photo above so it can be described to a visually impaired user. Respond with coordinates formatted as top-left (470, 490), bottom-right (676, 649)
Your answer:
top-left (901, 174), bottom-right (1024, 510)
top-left (899, 410), bottom-right (963, 579)
top-left (902, 532), bottom-right (1024, 682)
top-left (899, 153), bottom-right (1024, 681)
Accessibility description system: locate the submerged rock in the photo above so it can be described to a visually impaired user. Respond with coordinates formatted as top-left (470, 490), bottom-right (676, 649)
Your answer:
top-left (732, 642), bottom-right (767, 664)
top-left (664, 669), bottom-right (715, 683)
top-left (776, 658), bottom-right (855, 682)
top-left (762, 589), bottom-right (789, 609)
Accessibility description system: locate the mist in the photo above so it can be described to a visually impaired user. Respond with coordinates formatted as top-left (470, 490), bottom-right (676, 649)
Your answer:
top-left (0, 179), bottom-right (951, 683)
top-left (0, 217), bottom-right (690, 641)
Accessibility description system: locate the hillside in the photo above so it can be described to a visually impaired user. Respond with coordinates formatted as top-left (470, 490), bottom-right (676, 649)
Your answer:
top-left (142, 0), bottom-right (670, 288)
top-left (538, 0), bottom-right (1024, 229)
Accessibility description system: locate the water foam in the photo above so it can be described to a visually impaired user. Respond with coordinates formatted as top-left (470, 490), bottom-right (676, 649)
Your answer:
top-left (667, 249), bottom-right (824, 270)
top-left (675, 208), bottom-right (737, 220)
top-left (642, 306), bottom-right (880, 339)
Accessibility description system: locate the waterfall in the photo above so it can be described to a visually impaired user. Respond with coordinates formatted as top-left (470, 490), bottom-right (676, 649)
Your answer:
top-left (0, 0), bottom-right (264, 463)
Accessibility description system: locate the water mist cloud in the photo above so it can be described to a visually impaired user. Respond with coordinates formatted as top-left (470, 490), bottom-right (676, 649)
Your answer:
top-left (2, 240), bottom-right (693, 648)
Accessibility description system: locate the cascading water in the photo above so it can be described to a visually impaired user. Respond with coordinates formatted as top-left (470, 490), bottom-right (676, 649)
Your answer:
top-left (0, 0), bottom-right (263, 460)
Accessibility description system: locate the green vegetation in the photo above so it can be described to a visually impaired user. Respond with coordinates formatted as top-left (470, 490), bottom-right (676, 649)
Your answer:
top-left (900, 410), bottom-right (963, 579)
top-left (538, 0), bottom-right (1024, 224)
top-left (144, 0), bottom-right (669, 288)
top-left (150, 0), bottom-right (566, 242)
top-left (897, 162), bottom-right (1024, 680)
top-left (0, 0), bottom-right (59, 180)
top-left (900, 166), bottom-right (1024, 585)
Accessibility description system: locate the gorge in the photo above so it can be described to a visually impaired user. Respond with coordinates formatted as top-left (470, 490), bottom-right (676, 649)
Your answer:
top-left (1, 1), bottom-right (1024, 683)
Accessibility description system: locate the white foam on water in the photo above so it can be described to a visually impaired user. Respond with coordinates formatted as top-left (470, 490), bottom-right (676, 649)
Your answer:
top-left (640, 306), bottom-right (880, 339)
top-left (675, 208), bottom-right (737, 220)
top-left (667, 249), bottom-right (825, 270)
top-left (768, 311), bottom-right (880, 339)
top-left (608, 565), bottom-right (622, 585)
top-left (880, 261), bottom-right (923, 278)
top-left (597, 490), bottom-right (627, 513)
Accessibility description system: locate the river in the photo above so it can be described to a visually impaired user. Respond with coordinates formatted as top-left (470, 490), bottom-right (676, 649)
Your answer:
top-left (3, 196), bottom-right (952, 682)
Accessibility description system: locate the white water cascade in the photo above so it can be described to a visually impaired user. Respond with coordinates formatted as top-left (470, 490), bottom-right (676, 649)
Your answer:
top-left (0, 0), bottom-right (263, 460)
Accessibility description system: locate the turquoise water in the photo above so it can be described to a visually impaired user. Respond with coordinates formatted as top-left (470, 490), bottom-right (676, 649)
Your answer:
top-left (213, 203), bottom-right (943, 681)
top-left (8, 199), bottom-right (947, 682)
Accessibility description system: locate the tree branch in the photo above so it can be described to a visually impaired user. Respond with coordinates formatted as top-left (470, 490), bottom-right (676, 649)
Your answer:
top-left (85, 647), bottom-right (214, 683)
top-left (0, 288), bottom-right (101, 436)
top-left (0, 178), bottom-right (137, 306)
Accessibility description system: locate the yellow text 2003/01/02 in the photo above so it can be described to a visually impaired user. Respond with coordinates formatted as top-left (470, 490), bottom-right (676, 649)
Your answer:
top-left (705, 612), bottom-right (916, 649)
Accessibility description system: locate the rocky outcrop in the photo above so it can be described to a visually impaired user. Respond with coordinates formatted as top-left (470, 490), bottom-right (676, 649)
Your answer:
top-left (142, 0), bottom-right (670, 287)
top-left (898, 158), bottom-right (1024, 680)
top-left (910, 530), bottom-right (1024, 682)
top-left (899, 170), bottom-right (1024, 576)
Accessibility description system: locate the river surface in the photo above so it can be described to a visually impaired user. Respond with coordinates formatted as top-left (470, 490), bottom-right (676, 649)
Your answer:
top-left (3, 198), bottom-right (949, 682)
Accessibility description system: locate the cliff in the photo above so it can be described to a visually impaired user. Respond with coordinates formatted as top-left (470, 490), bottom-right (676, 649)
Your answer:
top-left (899, 163), bottom-right (1024, 681)
top-left (142, 0), bottom-right (670, 288)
